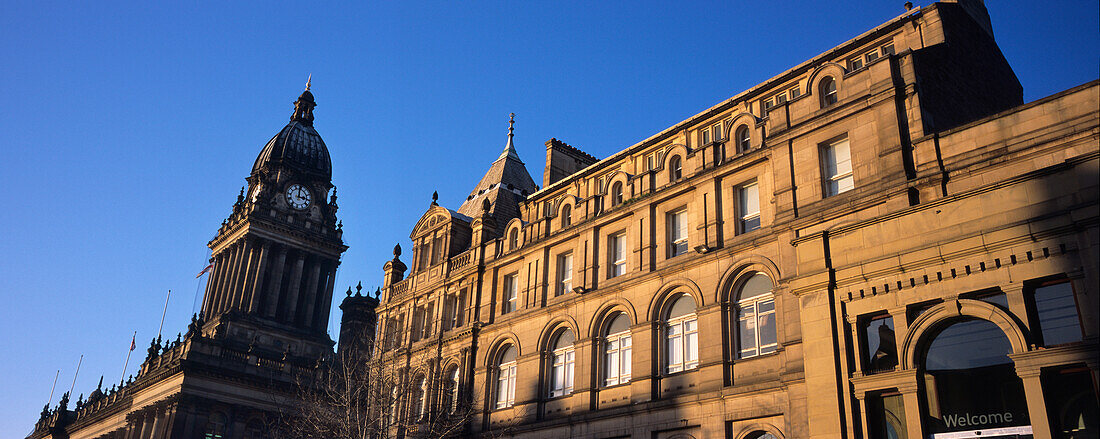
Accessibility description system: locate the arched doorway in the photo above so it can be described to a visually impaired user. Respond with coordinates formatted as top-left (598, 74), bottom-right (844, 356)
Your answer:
top-left (919, 318), bottom-right (1031, 435)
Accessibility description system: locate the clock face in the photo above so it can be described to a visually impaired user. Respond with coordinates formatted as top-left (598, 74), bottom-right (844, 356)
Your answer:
top-left (285, 184), bottom-right (312, 210)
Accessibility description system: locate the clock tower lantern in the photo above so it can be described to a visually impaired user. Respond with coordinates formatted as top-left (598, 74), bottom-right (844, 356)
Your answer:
top-left (199, 81), bottom-right (347, 358)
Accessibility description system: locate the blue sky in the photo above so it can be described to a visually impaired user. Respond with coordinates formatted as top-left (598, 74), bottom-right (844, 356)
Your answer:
top-left (0, 0), bottom-right (1096, 434)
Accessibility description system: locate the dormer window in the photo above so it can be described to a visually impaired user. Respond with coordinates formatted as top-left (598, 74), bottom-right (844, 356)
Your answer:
top-left (820, 77), bottom-right (838, 107)
top-left (610, 182), bottom-right (624, 207)
top-left (508, 229), bottom-right (519, 251)
top-left (735, 125), bottom-right (751, 153)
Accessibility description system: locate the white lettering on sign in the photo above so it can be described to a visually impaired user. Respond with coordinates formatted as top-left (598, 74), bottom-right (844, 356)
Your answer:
top-left (943, 411), bottom-right (1013, 428)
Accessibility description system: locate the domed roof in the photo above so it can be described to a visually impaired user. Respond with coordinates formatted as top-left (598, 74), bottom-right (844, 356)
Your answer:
top-left (252, 87), bottom-right (332, 179)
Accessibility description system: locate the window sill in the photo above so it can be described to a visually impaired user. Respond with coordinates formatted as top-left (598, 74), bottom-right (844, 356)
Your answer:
top-left (544, 391), bottom-right (574, 401)
top-left (661, 366), bottom-right (699, 378)
top-left (733, 349), bottom-right (781, 364)
top-left (599, 380), bottom-right (632, 391)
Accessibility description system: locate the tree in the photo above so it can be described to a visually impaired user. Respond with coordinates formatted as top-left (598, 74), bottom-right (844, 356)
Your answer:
top-left (271, 334), bottom-right (477, 439)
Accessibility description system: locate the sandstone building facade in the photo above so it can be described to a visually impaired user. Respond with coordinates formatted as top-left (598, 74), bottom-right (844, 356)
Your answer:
top-left (360, 2), bottom-right (1099, 438)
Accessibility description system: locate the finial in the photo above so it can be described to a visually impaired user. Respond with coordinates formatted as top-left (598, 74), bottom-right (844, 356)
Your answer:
top-left (374, 287), bottom-right (381, 298)
top-left (346, 287), bottom-right (353, 297)
top-left (393, 243), bottom-right (402, 258)
top-left (904, 2), bottom-right (913, 11)
top-left (305, 73), bottom-right (312, 91)
top-left (355, 281), bottom-right (363, 296)
top-left (431, 191), bottom-right (439, 206)
top-left (500, 113), bottom-right (519, 160)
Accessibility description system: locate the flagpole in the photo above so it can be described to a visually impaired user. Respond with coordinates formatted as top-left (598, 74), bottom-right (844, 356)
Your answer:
top-left (46, 369), bottom-right (59, 407)
top-left (157, 289), bottom-right (171, 339)
top-left (121, 331), bottom-right (136, 384)
top-left (68, 354), bottom-right (83, 395)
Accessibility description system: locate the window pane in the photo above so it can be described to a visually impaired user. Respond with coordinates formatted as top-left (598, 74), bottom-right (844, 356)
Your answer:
top-left (758, 308), bottom-right (776, 349)
top-left (685, 329), bottom-right (698, 364)
top-left (739, 303), bottom-right (757, 355)
top-left (833, 139), bottom-right (852, 174)
top-left (622, 344), bottom-right (632, 378)
top-left (741, 183), bottom-right (759, 217)
top-left (740, 274), bottom-right (773, 300)
top-left (668, 295), bottom-right (696, 319)
top-left (1034, 282), bottom-right (1083, 345)
top-left (863, 314), bottom-right (897, 373)
top-left (669, 332), bottom-right (682, 366)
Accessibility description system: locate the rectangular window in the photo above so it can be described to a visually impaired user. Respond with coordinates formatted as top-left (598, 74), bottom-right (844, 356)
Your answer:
top-left (608, 232), bottom-right (626, 278)
top-left (431, 236), bottom-right (444, 265)
top-left (864, 49), bottom-right (880, 64)
top-left (556, 252), bottom-right (573, 296)
top-left (849, 56), bottom-right (864, 71)
top-left (789, 86), bottom-right (802, 99)
top-left (861, 314), bottom-right (897, 373)
top-left (496, 363), bottom-right (516, 409)
top-left (774, 93), bottom-right (787, 105)
top-left (881, 43), bottom-right (895, 56)
top-left (410, 308), bottom-right (424, 342)
top-left (502, 273), bottom-right (518, 314)
top-left (422, 304), bottom-right (433, 339)
top-left (738, 181), bottom-right (760, 233)
top-left (1030, 280), bottom-right (1083, 346)
top-left (823, 137), bottom-right (854, 197)
top-left (417, 241), bottom-right (430, 271)
top-left (738, 297), bottom-right (777, 358)
top-left (867, 391), bottom-right (908, 439)
top-left (668, 209), bottom-right (688, 257)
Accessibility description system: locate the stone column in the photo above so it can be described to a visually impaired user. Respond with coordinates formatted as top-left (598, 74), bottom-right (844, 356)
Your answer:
top-left (229, 239), bottom-right (254, 311)
top-left (147, 407), bottom-right (163, 439)
top-left (137, 410), bottom-right (153, 439)
top-left (206, 252), bottom-right (229, 317)
top-left (302, 260), bottom-right (323, 328)
top-left (265, 245), bottom-right (289, 318)
top-left (898, 383), bottom-right (924, 439)
top-left (853, 392), bottom-right (872, 439)
top-left (217, 243), bottom-right (243, 314)
top-left (237, 240), bottom-right (262, 310)
top-left (1003, 283), bottom-right (1033, 333)
top-left (283, 252), bottom-right (307, 323)
top-left (316, 264), bottom-right (336, 331)
top-left (630, 322), bottom-right (656, 404)
top-left (247, 240), bottom-right (272, 312)
top-left (200, 254), bottom-right (222, 317)
top-left (1017, 368), bottom-right (1053, 439)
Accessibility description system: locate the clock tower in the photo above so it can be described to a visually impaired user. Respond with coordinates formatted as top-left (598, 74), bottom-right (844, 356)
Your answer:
top-left (199, 81), bottom-right (347, 358)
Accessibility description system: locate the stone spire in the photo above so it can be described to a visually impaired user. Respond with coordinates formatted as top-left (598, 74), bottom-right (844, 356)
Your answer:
top-left (499, 113), bottom-right (520, 161)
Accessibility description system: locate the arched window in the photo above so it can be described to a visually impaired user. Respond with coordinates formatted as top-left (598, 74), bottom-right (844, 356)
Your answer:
top-left (548, 329), bottom-right (575, 397)
top-left (411, 375), bottom-right (427, 420)
top-left (204, 412), bottom-right (227, 439)
top-left (561, 203), bottom-right (572, 228)
top-left (603, 312), bottom-right (632, 386)
top-left (820, 76), bottom-right (838, 107)
top-left (610, 181), bottom-right (624, 206)
top-left (746, 432), bottom-right (779, 439)
top-left (388, 386), bottom-right (399, 425)
top-left (669, 155), bottom-right (683, 181)
top-left (495, 345), bottom-right (518, 409)
top-left (919, 318), bottom-right (1028, 435)
top-left (444, 366), bottom-right (460, 414)
top-left (665, 294), bottom-right (698, 373)
top-left (243, 420), bottom-right (265, 439)
top-left (735, 125), bottom-right (751, 153)
top-left (736, 273), bottom-right (777, 358)
top-left (508, 228), bottom-right (519, 251)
